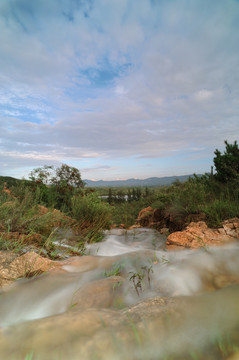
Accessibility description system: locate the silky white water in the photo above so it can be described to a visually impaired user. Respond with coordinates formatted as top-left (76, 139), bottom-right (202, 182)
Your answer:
top-left (0, 228), bottom-right (238, 326)
top-left (0, 228), bottom-right (238, 359)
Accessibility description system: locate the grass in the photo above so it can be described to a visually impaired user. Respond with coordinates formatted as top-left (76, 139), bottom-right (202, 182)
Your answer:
top-left (24, 353), bottom-right (34, 360)
top-left (103, 261), bottom-right (125, 277)
top-left (71, 193), bottom-right (112, 243)
top-left (0, 170), bottom-right (238, 259)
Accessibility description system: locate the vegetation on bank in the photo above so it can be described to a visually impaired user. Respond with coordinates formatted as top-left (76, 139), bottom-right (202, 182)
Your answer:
top-left (0, 141), bottom-right (238, 256)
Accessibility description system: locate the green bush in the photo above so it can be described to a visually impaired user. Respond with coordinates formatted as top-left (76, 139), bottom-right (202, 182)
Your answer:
top-left (150, 171), bottom-right (239, 229)
top-left (71, 193), bottom-right (112, 242)
top-left (201, 198), bottom-right (239, 227)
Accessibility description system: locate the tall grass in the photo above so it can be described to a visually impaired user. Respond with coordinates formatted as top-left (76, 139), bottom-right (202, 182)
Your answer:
top-left (151, 175), bottom-right (239, 228)
top-left (71, 193), bottom-right (112, 242)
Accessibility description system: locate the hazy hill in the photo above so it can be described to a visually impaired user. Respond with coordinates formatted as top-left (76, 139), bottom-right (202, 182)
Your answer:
top-left (84, 175), bottom-right (197, 187)
top-left (0, 174), bottom-right (199, 188)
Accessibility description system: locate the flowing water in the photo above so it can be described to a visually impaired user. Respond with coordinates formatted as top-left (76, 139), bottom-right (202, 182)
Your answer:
top-left (0, 228), bottom-right (239, 359)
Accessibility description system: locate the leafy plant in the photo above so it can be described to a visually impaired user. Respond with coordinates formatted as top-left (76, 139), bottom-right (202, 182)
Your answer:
top-left (129, 264), bottom-right (154, 296)
top-left (129, 271), bottom-right (144, 296)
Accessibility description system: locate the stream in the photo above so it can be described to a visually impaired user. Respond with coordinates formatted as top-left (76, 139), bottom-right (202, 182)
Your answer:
top-left (0, 228), bottom-right (239, 359)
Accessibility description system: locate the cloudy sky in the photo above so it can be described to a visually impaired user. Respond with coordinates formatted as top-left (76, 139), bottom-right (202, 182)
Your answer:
top-left (0, 0), bottom-right (238, 180)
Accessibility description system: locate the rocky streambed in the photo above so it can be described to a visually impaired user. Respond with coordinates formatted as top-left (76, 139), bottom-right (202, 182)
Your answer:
top-left (0, 225), bottom-right (239, 359)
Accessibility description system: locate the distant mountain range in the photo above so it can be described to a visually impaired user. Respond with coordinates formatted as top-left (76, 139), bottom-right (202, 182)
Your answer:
top-left (84, 174), bottom-right (199, 187)
top-left (0, 174), bottom-right (200, 188)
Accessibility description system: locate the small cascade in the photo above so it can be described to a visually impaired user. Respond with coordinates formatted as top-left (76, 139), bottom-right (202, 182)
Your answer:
top-left (0, 228), bottom-right (238, 359)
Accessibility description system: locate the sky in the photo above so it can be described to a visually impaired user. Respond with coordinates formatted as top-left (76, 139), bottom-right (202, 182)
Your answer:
top-left (0, 0), bottom-right (239, 181)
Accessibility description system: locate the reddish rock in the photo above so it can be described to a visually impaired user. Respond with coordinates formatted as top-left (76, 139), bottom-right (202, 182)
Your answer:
top-left (223, 218), bottom-right (239, 238)
top-left (127, 225), bottom-right (141, 230)
top-left (136, 207), bottom-right (155, 227)
top-left (136, 206), bottom-right (167, 229)
top-left (0, 252), bottom-right (62, 286)
top-left (167, 220), bottom-right (238, 250)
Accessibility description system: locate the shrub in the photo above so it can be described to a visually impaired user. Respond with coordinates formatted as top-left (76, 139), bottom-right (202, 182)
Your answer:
top-left (214, 140), bottom-right (239, 182)
top-left (71, 193), bottom-right (112, 242)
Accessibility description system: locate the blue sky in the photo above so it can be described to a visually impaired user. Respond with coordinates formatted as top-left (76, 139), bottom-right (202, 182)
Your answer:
top-left (0, 0), bottom-right (239, 180)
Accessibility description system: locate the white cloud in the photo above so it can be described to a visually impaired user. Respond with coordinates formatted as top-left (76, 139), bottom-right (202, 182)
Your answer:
top-left (0, 0), bottom-right (239, 178)
top-left (114, 86), bottom-right (128, 95)
top-left (194, 90), bottom-right (213, 102)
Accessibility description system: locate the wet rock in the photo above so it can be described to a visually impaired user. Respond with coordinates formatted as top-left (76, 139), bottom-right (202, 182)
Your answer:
top-left (167, 221), bottom-right (237, 250)
top-left (0, 307), bottom-right (124, 359)
top-left (0, 252), bottom-right (60, 285)
top-left (0, 251), bottom-right (18, 287)
top-left (213, 275), bottom-right (239, 289)
top-left (1, 286), bottom-right (239, 360)
top-left (227, 352), bottom-right (239, 360)
top-left (71, 276), bottom-right (125, 310)
top-left (60, 255), bottom-right (119, 273)
top-left (0, 251), bottom-right (123, 289)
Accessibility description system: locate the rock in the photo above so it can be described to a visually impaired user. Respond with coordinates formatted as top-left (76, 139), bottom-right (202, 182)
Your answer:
top-left (60, 255), bottom-right (119, 273)
top-left (0, 251), bottom-right (18, 287)
top-left (167, 221), bottom-right (237, 250)
top-left (136, 206), bottom-right (170, 229)
top-left (0, 251), bottom-right (123, 289)
top-left (71, 276), bottom-right (125, 310)
top-left (0, 252), bottom-right (60, 285)
top-left (213, 275), bottom-right (239, 289)
top-left (1, 285), bottom-right (239, 360)
top-left (227, 352), bottom-right (239, 360)
top-left (223, 218), bottom-right (239, 238)
top-left (127, 224), bottom-right (141, 230)
top-left (136, 206), bottom-right (155, 227)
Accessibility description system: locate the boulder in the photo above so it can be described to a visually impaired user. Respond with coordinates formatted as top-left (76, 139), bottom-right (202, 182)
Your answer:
top-left (167, 219), bottom-right (239, 250)
top-left (136, 206), bottom-right (163, 227)
top-left (0, 286), bottom-right (239, 360)
top-left (0, 252), bottom-right (121, 288)
top-left (0, 251), bottom-right (61, 286)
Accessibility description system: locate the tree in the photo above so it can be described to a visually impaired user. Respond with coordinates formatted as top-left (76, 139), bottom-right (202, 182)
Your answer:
top-left (29, 164), bottom-right (84, 209)
top-left (30, 164), bottom-right (84, 188)
top-left (29, 165), bottom-right (54, 185)
top-left (51, 164), bottom-right (84, 189)
top-left (213, 140), bottom-right (239, 182)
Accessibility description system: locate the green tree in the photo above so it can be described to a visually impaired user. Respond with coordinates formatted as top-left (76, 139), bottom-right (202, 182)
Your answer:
top-left (51, 164), bottom-right (84, 189)
top-left (29, 164), bottom-right (84, 209)
top-left (213, 140), bottom-right (239, 182)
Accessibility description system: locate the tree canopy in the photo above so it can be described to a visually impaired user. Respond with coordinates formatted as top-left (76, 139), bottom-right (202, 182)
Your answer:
top-left (29, 164), bottom-right (84, 209)
top-left (213, 140), bottom-right (239, 182)
top-left (29, 164), bottom-right (84, 189)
